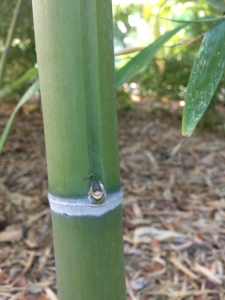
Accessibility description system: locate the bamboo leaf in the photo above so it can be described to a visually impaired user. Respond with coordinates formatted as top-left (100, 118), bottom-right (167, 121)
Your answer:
top-left (0, 79), bottom-right (40, 154)
top-left (0, 68), bottom-right (38, 98)
top-left (182, 21), bottom-right (225, 136)
top-left (160, 15), bottom-right (225, 24)
top-left (206, 0), bottom-right (225, 12)
top-left (115, 24), bottom-right (188, 88)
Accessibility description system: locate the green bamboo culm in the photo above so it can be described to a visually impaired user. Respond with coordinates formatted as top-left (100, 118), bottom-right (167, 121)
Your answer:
top-left (32, 0), bottom-right (126, 299)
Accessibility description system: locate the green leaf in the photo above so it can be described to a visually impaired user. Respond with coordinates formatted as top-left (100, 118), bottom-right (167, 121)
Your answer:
top-left (115, 24), bottom-right (188, 88)
top-left (206, 0), bottom-right (225, 12)
top-left (182, 21), bottom-right (225, 136)
top-left (160, 15), bottom-right (225, 24)
top-left (0, 79), bottom-right (40, 154)
top-left (0, 68), bottom-right (38, 98)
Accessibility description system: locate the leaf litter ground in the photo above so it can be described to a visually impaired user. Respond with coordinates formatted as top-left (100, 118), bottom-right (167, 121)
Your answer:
top-left (0, 100), bottom-right (225, 300)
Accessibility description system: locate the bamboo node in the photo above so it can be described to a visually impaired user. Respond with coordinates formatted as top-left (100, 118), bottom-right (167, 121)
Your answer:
top-left (48, 190), bottom-right (122, 216)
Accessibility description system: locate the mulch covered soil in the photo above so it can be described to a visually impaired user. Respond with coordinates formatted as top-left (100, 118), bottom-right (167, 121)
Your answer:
top-left (1, 101), bottom-right (225, 300)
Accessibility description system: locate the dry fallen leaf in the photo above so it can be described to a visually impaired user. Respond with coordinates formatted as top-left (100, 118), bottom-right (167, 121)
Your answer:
top-left (130, 277), bottom-right (145, 290)
top-left (0, 225), bottom-right (23, 242)
top-left (1, 103), bottom-right (225, 299)
top-left (44, 288), bottom-right (58, 300)
top-left (168, 252), bottom-right (199, 280)
top-left (193, 262), bottom-right (222, 285)
top-left (133, 226), bottom-right (186, 243)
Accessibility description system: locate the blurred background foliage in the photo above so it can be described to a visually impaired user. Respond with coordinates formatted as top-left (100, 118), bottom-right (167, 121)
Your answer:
top-left (0, 0), bottom-right (36, 90)
top-left (0, 0), bottom-right (224, 110)
top-left (113, 0), bottom-right (225, 108)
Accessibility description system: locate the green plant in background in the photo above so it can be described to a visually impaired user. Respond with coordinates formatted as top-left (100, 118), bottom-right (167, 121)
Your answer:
top-left (0, 67), bottom-right (38, 99)
top-left (0, 79), bottom-right (39, 153)
top-left (0, 20), bottom-right (188, 152)
top-left (0, 0), bottom-right (223, 99)
top-left (1, 0), bottom-right (225, 150)
top-left (182, 12), bottom-right (225, 136)
top-left (0, 0), bottom-right (225, 298)
top-left (0, 0), bottom-right (36, 88)
top-left (116, 87), bottom-right (135, 110)
top-left (113, 3), bottom-right (142, 50)
top-left (113, 0), bottom-right (225, 105)
top-left (0, 0), bottom-right (23, 87)
top-left (115, 23), bottom-right (188, 88)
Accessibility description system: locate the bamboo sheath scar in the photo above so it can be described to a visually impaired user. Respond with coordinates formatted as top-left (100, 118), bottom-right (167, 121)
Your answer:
top-left (48, 191), bottom-right (123, 216)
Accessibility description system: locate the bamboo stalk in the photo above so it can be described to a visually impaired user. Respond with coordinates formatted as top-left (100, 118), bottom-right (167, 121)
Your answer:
top-left (32, 0), bottom-right (126, 299)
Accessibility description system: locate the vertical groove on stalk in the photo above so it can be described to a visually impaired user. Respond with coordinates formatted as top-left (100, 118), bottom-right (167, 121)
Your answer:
top-left (80, 0), bottom-right (120, 193)
top-left (81, 0), bottom-right (103, 179)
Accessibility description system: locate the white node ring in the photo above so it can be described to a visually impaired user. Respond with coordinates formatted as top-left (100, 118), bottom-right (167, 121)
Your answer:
top-left (48, 190), bottom-right (123, 217)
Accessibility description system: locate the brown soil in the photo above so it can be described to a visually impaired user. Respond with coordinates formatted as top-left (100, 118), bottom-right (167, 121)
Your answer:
top-left (1, 101), bottom-right (225, 300)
